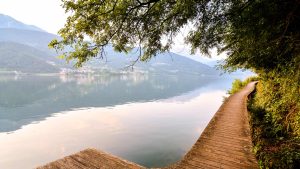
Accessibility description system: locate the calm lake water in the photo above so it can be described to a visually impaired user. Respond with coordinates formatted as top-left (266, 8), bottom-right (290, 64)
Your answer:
top-left (0, 73), bottom-right (245, 169)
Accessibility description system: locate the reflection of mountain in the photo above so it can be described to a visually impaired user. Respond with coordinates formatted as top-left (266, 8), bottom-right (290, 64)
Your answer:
top-left (0, 74), bottom-right (225, 133)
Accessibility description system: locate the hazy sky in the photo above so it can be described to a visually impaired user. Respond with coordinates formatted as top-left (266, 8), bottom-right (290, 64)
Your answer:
top-left (0, 0), bottom-right (67, 34)
top-left (0, 0), bottom-right (223, 62)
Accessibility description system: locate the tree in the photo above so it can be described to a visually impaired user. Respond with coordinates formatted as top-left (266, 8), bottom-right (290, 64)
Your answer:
top-left (50, 0), bottom-right (299, 71)
top-left (51, 0), bottom-right (300, 167)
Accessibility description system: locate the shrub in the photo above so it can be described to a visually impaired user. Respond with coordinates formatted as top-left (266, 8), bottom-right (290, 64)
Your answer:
top-left (248, 70), bottom-right (300, 168)
top-left (228, 76), bottom-right (259, 94)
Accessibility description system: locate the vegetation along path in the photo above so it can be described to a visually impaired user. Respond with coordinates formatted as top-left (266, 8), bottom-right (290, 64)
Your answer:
top-left (38, 82), bottom-right (258, 169)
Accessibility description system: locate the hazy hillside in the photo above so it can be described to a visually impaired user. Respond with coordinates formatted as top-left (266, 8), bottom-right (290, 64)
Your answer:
top-left (87, 45), bottom-right (216, 75)
top-left (0, 14), bottom-right (44, 32)
top-left (0, 14), bottom-right (219, 75)
top-left (0, 42), bottom-right (59, 73)
top-left (0, 29), bottom-right (218, 74)
top-left (0, 28), bottom-right (58, 52)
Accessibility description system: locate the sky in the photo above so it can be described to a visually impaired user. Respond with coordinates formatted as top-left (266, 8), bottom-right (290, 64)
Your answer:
top-left (0, 0), bottom-right (224, 63)
top-left (0, 0), bottom-right (67, 34)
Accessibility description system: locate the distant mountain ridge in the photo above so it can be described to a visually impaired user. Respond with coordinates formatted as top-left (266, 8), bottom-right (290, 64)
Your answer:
top-left (0, 14), bottom-right (219, 75)
top-left (88, 46), bottom-right (216, 75)
top-left (0, 14), bottom-right (45, 32)
top-left (0, 42), bottom-right (59, 73)
top-left (0, 28), bottom-right (59, 53)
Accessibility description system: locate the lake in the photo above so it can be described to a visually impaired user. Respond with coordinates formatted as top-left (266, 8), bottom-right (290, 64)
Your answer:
top-left (0, 73), bottom-right (244, 169)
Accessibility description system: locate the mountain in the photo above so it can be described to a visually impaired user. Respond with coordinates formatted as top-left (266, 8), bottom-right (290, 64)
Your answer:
top-left (0, 14), bottom-right (218, 75)
top-left (0, 42), bottom-right (59, 73)
top-left (0, 14), bottom-right (45, 32)
top-left (0, 28), bottom-right (218, 75)
top-left (87, 46), bottom-right (216, 75)
top-left (0, 28), bottom-right (58, 52)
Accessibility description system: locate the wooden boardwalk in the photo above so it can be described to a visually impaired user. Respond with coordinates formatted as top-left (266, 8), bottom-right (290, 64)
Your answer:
top-left (37, 148), bottom-right (145, 169)
top-left (38, 82), bottom-right (258, 169)
top-left (163, 81), bottom-right (258, 169)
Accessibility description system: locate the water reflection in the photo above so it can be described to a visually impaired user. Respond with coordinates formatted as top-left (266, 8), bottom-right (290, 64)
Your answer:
top-left (0, 73), bottom-right (236, 169)
top-left (0, 74), bottom-right (224, 133)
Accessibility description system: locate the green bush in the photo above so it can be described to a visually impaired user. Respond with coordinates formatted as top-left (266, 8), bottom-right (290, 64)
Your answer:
top-left (228, 76), bottom-right (259, 94)
top-left (248, 70), bottom-right (300, 168)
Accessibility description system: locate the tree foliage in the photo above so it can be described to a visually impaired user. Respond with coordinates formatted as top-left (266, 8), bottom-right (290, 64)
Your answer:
top-left (50, 0), bottom-right (300, 71)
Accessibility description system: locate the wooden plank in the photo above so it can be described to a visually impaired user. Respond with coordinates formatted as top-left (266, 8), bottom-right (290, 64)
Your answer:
top-left (37, 149), bottom-right (146, 169)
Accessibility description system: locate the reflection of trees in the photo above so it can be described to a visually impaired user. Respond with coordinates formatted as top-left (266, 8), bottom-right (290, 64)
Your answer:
top-left (120, 73), bottom-right (149, 86)
top-left (59, 73), bottom-right (149, 86)
top-left (59, 74), bottom-right (95, 84)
